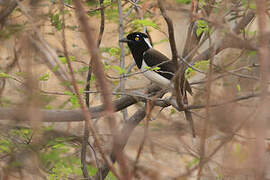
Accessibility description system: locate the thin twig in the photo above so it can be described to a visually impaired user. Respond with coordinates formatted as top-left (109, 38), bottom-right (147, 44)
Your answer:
top-left (117, 0), bottom-right (128, 122)
top-left (73, 1), bottom-right (122, 179)
top-left (94, 108), bottom-right (146, 180)
top-left (60, 1), bottom-right (91, 179)
top-left (197, 31), bottom-right (214, 180)
top-left (82, 0), bottom-right (105, 177)
top-left (131, 100), bottom-right (154, 178)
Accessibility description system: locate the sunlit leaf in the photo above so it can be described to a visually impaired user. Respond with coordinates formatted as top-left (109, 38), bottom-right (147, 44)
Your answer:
top-left (0, 72), bottom-right (9, 78)
top-left (39, 73), bottom-right (50, 81)
top-left (112, 65), bottom-right (126, 75)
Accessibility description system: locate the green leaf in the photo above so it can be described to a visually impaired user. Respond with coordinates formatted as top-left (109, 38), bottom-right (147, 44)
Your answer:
top-left (63, 0), bottom-right (72, 5)
top-left (175, 0), bottom-right (191, 4)
top-left (39, 73), bottom-right (50, 81)
top-left (64, 91), bottom-right (80, 108)
top-left (101, 47), bottom-right (121, 56)
top-left (145, 66), bottom-right (161, 71)
top-left (196, 28), bottom-right (203, 36)
top-left (104, 0), bottom-right (111, 5)
top-left (0, 138), bottom-right (12, 153)
top-left (77, 66), bottom-right (89, 73)
top-left (58, 56), bottom-right (75, 64)
top-left (235, 143), bottom-right (241, 154)
top-left (196, 20), bottom-right (209, 36)
top-left (109, 48), bottom-right (120, 56)
top-left (132, 19), bottom-right (158, 29)
top-left (59, 56), bottom-right (67, 64)
top-left (186, 157), bottom-right (199, 168)
top-left (112, 65), bottom-right (126, 75)
top-left (170, 108), bottom-right (176, 115)
top-left (44, 105), bottom-right (53, 110)
top-left (236, 84), bottom-right (241, 92)
top-left (249, 3), bottom-right (256, 9)
top-left (194, 60), bottom-right (209, 71)
top-left (153, 38), bottom-right (169, 45)
top-left (42, 125), bottom-right (54, 131)
top-left (248, 51), bottom-right (257, 57)
top-left (199, 0), bottom-right (206, 6)
top-left (50, 13), bottom-right (62, 31)
top-left (185, 60), bottom-right (209, 78)
top-left (0, 24), bottom-right (25, 39)
top-left (0, 72), bottom-right (10, 78)
top-left (52, 65), bottom-right (60, 72)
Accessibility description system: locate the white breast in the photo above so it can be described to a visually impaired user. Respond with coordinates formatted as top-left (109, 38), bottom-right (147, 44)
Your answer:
top-left (140, 61), bottom-right (171, 87)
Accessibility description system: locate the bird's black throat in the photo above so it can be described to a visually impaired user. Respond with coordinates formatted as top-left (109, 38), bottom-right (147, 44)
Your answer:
top-left (127, 42), bottom-right (150, 69)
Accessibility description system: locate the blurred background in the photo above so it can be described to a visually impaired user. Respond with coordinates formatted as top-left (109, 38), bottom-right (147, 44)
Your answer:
top-left (0, 0), bottom-right (269, 179)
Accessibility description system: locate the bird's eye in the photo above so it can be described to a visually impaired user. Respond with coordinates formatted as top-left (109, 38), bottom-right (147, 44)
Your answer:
top-left (135, 37), bottom-right (139, 41)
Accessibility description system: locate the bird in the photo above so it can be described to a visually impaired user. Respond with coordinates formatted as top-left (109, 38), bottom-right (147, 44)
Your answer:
top-left (119, 32), bottom-right (192, 95)
top-left (119, 32), bottom-right (195, 138)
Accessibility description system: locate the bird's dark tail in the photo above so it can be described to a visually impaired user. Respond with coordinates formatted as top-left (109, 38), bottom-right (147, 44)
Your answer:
top-left (184, 109), bottom-right (196, 138)
top-left (181, 75), bottom-right (195, 138)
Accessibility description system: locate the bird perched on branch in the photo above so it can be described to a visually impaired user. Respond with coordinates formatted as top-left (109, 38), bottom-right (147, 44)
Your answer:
top-left (119, 32), bottom-right (192, 94)
top-left (119, 32), bottom-right (195, 137)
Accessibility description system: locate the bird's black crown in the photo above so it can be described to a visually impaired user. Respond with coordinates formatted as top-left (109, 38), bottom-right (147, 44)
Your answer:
top-left (119, 32), bottom-right (152, 69)
top-left (119, 32), bottom-right (151, 50)
top-left (126, 32), bottom-right (148, 43)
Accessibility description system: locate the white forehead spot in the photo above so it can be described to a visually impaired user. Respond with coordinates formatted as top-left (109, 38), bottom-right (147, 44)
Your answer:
top-left (136, 34), bottom-right (140, 37)
top-left (143, 37), bottom-right (152, 48)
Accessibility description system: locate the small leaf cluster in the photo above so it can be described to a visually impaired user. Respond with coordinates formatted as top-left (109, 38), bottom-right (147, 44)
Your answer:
top-left (196, 20), bottom-right (209, 36)
top-left (175, 0), bottom-right (191, 4)
top-left (131, 19), bottom-right (158, 32)
top-left (185, 60), bottom-right (209, 78)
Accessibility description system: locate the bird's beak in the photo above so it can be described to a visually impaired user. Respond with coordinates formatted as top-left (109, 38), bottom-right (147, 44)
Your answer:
top-left (119, 38), bottom-right (132, 43)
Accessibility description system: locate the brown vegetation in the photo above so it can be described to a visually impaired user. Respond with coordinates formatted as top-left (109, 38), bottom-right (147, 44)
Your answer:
top-left (0, 0), bottom-right (269, 180)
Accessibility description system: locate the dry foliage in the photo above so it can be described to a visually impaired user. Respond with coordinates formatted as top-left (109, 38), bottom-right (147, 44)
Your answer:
top-left (0, 0), bottom-right (269, 180)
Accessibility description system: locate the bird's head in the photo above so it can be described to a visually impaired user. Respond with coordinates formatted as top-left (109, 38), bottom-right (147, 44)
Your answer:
top-left (119, 32), bottom-right (152, 53)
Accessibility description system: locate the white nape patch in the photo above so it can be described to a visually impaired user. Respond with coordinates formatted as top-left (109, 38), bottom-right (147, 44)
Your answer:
top-left (140, 60), bottom-right (171, 87)
top-left (143, 38), bottom-right (152, 48)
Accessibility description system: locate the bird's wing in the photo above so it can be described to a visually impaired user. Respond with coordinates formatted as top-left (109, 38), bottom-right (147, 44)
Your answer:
top-left (143, 48), bottom-right (192, 95)
top-left (143, 48), bottom-right (176, 80)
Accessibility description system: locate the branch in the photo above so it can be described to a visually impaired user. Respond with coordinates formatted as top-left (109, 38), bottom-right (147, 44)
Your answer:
top-left (253, 0), bottom-right (270, 178)
top-left (0, 84), bottom-right (163, 123)
top-left (0, 89), bottom-right (268, 123)
top-left (192, 10), bottom-right (255, 62)
top-left (73, 1), bottom-right (121, 179)
top-left (83, 0), bottom-right (105, 178)
top-left (0, 0), bottom-right (17, 24)
top-left (61, 2), bottom-right (92, 179)
top-left (157, 0), bottom-right (178, 66)
top-left (117, 0), bottom-right (128, 121)
top-left (157, 0), bottom-right (195, 137)
top-left (94, 108), bottom-right (146, 180)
